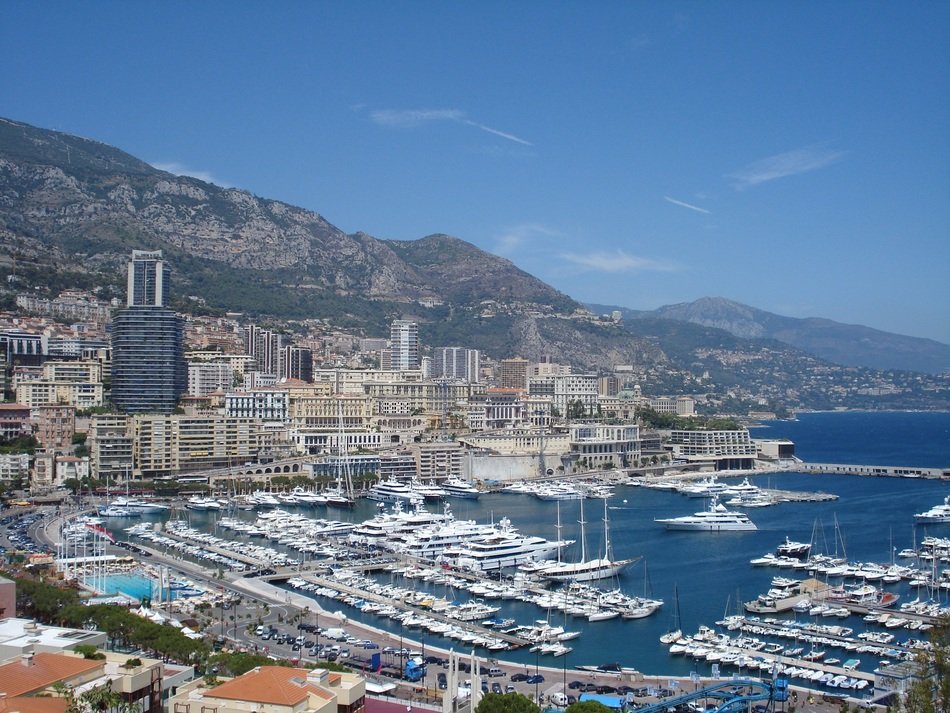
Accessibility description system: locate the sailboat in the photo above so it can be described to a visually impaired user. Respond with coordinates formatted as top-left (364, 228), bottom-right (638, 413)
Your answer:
top-left (537, 498), bottom-right (640, 582)
top-left (659, 584), bottom-right (683, 644)
top-left (323, 397), bottom-right (355, 507)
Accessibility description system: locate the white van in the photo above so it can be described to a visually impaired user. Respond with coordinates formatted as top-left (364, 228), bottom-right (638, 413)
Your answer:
top-left (550, 693), bottom-right (568, 707)
top-left (487, 667), bottom-right (504, 677)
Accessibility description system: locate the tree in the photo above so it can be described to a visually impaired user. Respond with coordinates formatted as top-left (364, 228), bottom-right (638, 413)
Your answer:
top-left (566, 702), bottom-right (613, 713)
top-left (902, 614), bottom-right (949, 713)
top-left (567, 400), bottom-right (587, 420)
top-left (475, 692), bottom-right (540, 713)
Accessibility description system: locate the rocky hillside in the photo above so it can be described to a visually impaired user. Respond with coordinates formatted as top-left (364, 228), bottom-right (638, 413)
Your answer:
top-left (0, 117), bottom-right (628, 362)
top-left (1, 117), bottom-right (947, 411)
top-left (593, 297), bottom-right (950, 375)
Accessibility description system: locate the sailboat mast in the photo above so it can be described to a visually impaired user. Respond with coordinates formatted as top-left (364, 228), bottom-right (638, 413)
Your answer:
top-left (578, 498), bottom-right (587, 563)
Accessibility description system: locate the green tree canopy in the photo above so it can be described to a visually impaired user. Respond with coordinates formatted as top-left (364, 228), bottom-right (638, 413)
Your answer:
top-left (566, 702), bottom-right (613, 713)
top-left (902, 614), bottom-right (949, 712)
top-left (475, 692), bottom-right (540, 713)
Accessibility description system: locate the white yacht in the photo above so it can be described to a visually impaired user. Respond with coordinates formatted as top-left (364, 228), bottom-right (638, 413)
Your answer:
top-left (393, 517), bottom-right (498, 559)
top-left (655, 496), bottom-right (757, 532)
top-left (247, 491), bottom-right (280, 508)
top-left (366, 478), bottom-right (424, 505)
top-left (290, 487), bottom-right (328, 506)
top-left (443, 517), bottom-right (573, 571)
top-left (442, 477), bottom-right (481, 499)
top-left (679, 477), bottom-right (730, 499)
top-left (108, 496), bottom-right (170, 515)
top-left (186, 495), bottom-right (222, 511)
top-left (535, 483), bottom-right (584, 501)
top-left (411, 480), bottom-right (447, 500)
top-left (914, 495), bottom-right (950, 523)
top-left (322, 487), bottom-right (354, 508)
top-left (348, 501), bottom-right (453, 546)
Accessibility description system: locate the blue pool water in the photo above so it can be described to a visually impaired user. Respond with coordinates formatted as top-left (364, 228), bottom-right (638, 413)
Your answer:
top-left (100, 573), bottom-right (154, 600)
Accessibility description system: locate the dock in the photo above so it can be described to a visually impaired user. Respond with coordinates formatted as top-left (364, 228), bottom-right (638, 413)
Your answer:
top-left (799, 462), bottom-right (948, 478)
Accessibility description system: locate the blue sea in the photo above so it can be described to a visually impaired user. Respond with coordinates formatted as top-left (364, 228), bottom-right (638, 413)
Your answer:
top-left (132, 411), bottom-right (950, 675)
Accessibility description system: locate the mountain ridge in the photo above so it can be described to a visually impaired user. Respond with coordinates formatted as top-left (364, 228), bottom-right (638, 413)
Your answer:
top-left (589, 297), bottom-right (950, 375)
top-left (1, 116), bottom-right (947, 411)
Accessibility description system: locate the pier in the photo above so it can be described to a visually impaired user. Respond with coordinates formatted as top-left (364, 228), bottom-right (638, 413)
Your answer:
top-left (799, 463), bottom-right (948, 478)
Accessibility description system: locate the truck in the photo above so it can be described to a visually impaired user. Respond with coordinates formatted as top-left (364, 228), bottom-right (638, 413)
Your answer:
top-left (403, 656), bottom-right (427, 682)
top-left (324, 628), bottom-right (348, 641)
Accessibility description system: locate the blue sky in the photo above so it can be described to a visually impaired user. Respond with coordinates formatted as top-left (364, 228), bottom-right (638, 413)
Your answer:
top-left (3, 1), bottom-right (948, 343)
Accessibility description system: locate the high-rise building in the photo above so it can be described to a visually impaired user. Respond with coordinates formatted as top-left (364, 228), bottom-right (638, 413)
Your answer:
top-left (110, 251), bottom-right (187, 414)
top-left (242, 324), bottom-right (283, 376)
top-left (283, 345), bottom-right (313, 382)
top-left (433, 346), bottom-right (480, 382)
top-left (127, 250), bottom-right (171, 307)
top-left (388, 320), bottom-right (419, 371)
top-left (499, 358), bottom-right (529, 390)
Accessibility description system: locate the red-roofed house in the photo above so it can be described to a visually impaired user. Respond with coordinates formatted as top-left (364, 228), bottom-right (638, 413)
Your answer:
top-left (170, 666), bottom-right (365, 713)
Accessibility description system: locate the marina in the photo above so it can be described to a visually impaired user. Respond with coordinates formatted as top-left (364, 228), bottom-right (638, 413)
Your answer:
top-left (41, 411), bottom-right (950, 697)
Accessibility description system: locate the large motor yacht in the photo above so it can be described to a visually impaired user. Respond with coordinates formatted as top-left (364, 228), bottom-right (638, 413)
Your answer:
top-left (366, 478), bottom-right (424, 505)
top-left (655, 496), bottom-right (757, 532)
top-left (441, 477), bottom-right (481, 499)
top-left (442, 517), bottom-right (573, 571)
top-left (914, 495), bottom-right (950, 523)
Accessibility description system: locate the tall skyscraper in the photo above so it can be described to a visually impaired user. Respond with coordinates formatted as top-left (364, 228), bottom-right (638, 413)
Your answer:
top-left (433, 346), bottom-right (480, 383)
top-left (388, 320), bottom-right (419, 371)
top-left (127, 250), bottom-right (171, 307)
top-left (243, 324), bottom-right (284, 376)
top-left (111, 250), bottom-right (186, 414)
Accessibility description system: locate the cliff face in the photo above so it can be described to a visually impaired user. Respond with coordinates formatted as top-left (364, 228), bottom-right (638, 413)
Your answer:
top-left (0, 117), bottom-right (572, 311)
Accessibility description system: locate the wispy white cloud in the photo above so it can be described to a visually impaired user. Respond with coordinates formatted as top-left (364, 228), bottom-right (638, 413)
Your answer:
top-left (664, 195), bottom-right (711, 214)
top-left (369, 107), bottom-right (532, 146)
top-left (492, 223), bottom-right (560, 256)
top-left (561, 249), bottom-right (678, 273)
top-left (152, 162), bottom-right (228, 186)
top-left (369, 109), bottom-right (464, 127)
top-left (464, 120), bottom-right (533, 146)
top-left (728, 146), bottom-right (844, 190)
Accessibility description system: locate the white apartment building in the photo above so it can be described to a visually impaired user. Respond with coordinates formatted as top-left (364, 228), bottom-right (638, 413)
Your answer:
top-left (648, 395), bottom-right (696, 416)
top-left (387, 319), bottom-right (419, 370)
top-left (89, 415), bottom-right (134, 480)
top-left (188, 361), bottom-right (235, 397)
top-left (432, 346), bottom-right (481, 383)
top-left (13, 359), bottom-right (104, 408)
top-left (412, 442), bottom-right (466, 480)
top-left (569, 423), bottom-right (641, 470)
top-left (527, 372), bottom-right (599, 416)
top-left (224, 389), bottom-right (290, 421)
top-left (0, 453), bottom-right (30, 486)
top-left (15, 380), bottom-right (104, 409)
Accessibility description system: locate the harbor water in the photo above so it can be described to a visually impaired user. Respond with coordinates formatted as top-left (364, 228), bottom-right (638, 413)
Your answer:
top-left (116, 411), bottom-right (949, 675)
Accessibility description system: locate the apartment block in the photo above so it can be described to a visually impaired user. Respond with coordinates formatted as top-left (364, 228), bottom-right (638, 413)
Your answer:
top-left (33, 404), bottom-right (76, 451)
top-left (132, 415), bottom-right (264, 476)
top-left (188, 361), bottom-right (235, 397)
top-left (667, 428), bottom-right (758, 470)
top-left (569, 422), bottom-right (641, 469)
